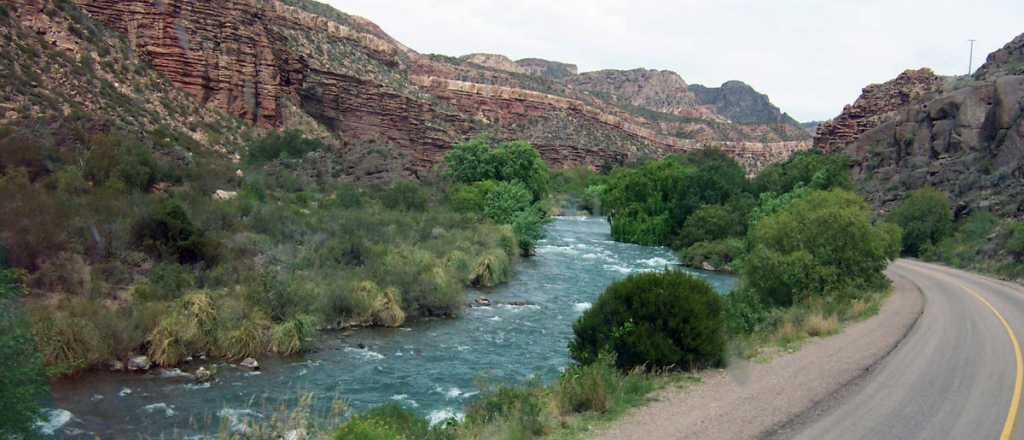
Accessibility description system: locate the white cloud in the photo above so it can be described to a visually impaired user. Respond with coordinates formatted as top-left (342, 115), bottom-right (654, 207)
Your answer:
top-left (325, 0), bottom-right (1023, 121)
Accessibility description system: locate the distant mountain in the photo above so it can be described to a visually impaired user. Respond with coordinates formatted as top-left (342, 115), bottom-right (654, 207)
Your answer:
top-left (0, 0), bottom-right (811, 178)
top-left (799, 121), bottom-right (822, 134)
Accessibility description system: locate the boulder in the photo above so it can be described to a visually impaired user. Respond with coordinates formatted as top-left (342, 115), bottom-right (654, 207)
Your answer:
top-left (195, 366), bottom-right (214, 383)
top-left (127, 355), bottom-right (151, 371)
top-left (213, 190), bottom-right (239, 201)
top-left (702, 261), bottom-right (717, 272)
top-left (239, 357), bottom-right (260, 370)
top-left (474, 297), bottom-right (492, 307)
top-left (109, 360), bottom-right (125, 372)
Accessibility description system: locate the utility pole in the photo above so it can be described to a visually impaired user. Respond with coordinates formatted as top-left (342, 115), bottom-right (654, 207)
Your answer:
top-left (968, 39), bottom-right (976, 75)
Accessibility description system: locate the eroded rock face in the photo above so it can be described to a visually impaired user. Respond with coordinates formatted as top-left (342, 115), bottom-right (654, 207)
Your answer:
top-left (975, 33), bottom-right (1024, 80)
top-left (814, 68), bottom-right (944, 153)
top-left (691, 80), bottom-right (801, 126)
top-left (9, 0), bottom-right (810, 177)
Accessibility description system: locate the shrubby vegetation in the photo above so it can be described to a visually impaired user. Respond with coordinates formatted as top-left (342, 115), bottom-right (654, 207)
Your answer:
top-left (570, 271), bottom-right (725, 371)
top-left (0, 266), bottom-right (47, 439)
top-left (888, 187), bottom-right (953, 257)
top-left (444, 138), bottom-right (550, 255)
top-left (918, 210), bottom-right (1024, 280)
top-left (0, 125), bottom-right (540, 377)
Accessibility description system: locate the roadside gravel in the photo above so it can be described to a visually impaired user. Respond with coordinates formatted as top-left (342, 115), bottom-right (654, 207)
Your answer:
top-left (595, 270), bottom-right (924, 440)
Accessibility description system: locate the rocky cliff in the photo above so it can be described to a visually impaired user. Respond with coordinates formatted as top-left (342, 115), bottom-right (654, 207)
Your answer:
top-left (814, 34), bottom-right (1024, 217)
top-left (0, 0), bottom-right (810, 178)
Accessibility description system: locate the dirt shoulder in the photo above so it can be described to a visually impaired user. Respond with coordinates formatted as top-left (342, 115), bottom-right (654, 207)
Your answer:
top-left (595, 270), bottom-right (925, 440)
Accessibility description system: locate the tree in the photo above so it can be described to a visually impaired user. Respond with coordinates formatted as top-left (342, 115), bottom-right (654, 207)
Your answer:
top-left (888, 187), bottom-right (953, 256)
top-left (246, 130), bottom-right (326, 164)
top-left (570, 271), bottom-right (725, 371)
top-left (676, 204), bottom-right (743, 248)
top-left (743, 189), bottom-right (898, 306)
top-left (443, 138), bottom-right (550, 201)
top-left (753, 150), bottom-right (851, 195)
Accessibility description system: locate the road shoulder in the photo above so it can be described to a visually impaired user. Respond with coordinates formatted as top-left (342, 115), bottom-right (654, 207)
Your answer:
top-left (595, 271), bottom-right (925, 440)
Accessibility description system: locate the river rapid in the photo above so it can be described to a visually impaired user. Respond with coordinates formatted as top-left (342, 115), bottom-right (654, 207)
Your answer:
top-left (44, 216), bottom-right (736, 438)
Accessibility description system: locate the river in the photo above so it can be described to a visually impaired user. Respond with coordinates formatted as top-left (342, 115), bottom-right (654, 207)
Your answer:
top-left (44, 216), bottom-right (736, 438)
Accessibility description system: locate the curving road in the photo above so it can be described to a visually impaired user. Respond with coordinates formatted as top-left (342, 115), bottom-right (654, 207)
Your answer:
top-left (776, 259), bottom-right (1024, 440)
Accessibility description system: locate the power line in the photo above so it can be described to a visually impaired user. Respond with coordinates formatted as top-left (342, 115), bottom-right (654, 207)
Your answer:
top-left (968, 39), bottom-right (976, 75)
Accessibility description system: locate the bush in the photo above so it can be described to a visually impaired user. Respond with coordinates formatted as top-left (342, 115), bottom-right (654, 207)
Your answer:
top-left (744, 190), bottom-right (896, 306)
top-left (0, 269), bottom-right (48, 438)
top-left (569, 271), bottom-right (725, 371)
top-left (888, 187), bottom-right (953, 256)
top-left (133, 199), bottom-right (221, 264)
top-left (676, 204), bottom-right (743, 248)
top-left (1006, 223), bottom-right (1024, 258)
top-left (246, 130), bottom-right (326, 164)
top-left (464, 385), bottom-right (545, 437)
top-left (443, 138), bottom-right (549, 201)
top-left (753, 150), bottom-right (851, 194)
top-left (722, 287), bottom-right (772, 335)
top-left (677, 238), bottom-right (744, 271)
top-left (378, 181), bottom-right (429, 212)
top-left (334, 404), bottom-right (432, 440)
top-left (271, 314), bottom-right (318, 356)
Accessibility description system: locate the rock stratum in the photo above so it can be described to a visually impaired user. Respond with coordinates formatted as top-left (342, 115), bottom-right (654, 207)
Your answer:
top-left (0, 0), bottom-right (811, 179)
top-left (814, 33), bottom-right (1024, 217)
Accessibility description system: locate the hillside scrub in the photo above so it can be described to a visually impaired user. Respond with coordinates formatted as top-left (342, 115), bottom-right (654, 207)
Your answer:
top-left (922, 211), bottom-right (1024, 281)
top-left (0, 125), bottom-right (527, 376)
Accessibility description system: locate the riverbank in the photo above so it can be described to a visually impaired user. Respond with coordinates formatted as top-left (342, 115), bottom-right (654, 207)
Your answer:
top-left (43, 217), bottom-right (736, 439)
top-left (594, 268), bottom-right (924, 439)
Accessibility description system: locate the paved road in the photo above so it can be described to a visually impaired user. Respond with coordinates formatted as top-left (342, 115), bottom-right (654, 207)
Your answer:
top-left (776, 260), bottom-right (1024, 440)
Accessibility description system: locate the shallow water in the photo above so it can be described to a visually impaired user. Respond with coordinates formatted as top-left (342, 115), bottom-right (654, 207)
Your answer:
top-left (46, 216), bottom-right (736, 438)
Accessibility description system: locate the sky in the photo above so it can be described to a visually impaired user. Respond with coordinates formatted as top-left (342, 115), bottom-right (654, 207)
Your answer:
top-left (324, 0), bottom-right (1023, 122)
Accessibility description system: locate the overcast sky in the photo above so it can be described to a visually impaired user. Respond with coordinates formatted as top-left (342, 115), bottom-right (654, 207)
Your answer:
top-left (325, 0), bottom-right (1022, 122)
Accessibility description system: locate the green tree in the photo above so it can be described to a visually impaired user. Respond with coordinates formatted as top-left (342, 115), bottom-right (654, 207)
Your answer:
top-left (0, 269), bottom-right (48, 439)
top-left (570, 271), bottom-right (725, 371)
top-left (443, 138), bottom-right (550, 201)
top-left (753, 150), bottom-right (851, 195)
top-left (676, 204), bottom-right (743, 248)
top-left (888, 187), bottom-right (953, 256)
top-left (743, 189), bottom-right (897, 306)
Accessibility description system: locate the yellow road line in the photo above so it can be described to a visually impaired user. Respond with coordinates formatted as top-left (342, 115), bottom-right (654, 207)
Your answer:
top-left (909, 263), bottom-right (1023, 440)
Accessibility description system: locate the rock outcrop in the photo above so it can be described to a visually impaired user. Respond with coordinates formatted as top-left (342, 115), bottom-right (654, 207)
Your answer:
top-left (815, 33), bottom-right (1024, 217)
top-left (975, 33), bottom-right (1024, 80)
top-left (1, 0), bottom-right (811, 177)
top-left (690, 80), bottom-right (802, 126)
top-left (814, 68), bottom-right (944, 153)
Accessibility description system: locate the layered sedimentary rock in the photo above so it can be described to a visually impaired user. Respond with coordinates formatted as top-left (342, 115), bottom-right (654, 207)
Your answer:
top-left (814, 68), bottom-right (944, 153)
top-left (3, 0), bottom-right (812, 177)
top-left (815, 33), bottom-right (1024, 217)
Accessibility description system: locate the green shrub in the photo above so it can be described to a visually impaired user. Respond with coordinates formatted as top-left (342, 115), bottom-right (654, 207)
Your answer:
top-left (0, 269), bottom-right (48, 438)
top-left (443, 138), bottom-right (549, 201)
top-left (744, 190), bottom-right (896, 306)
top-left (135, 263), bottom-right (196, 301)
top-left (147, 292), bottom-right (218, 366)
top-left (334, 404), bottom-right (431, 440)
top-left (676, 204), bottom-right (743, 248)
top-left (464, 385), bottom-right (545, 437)
top-left (888, 187), bottom-right (953, 256)
top-left (246, 130), bottom-right (325, 164)
top-left (557, 353), bottom-right (617, 414)
top-left (677, 238), bottom-right (744, 271)
top-left (378, 181), bottom-right (429, 211)
top-left (0, 168), bottom-right (70, 269)
top-left (570, 271), bottom-right (725, 371)
top-left (1006, 223), bottom-right (1024, 258)
top-left (722, 287), bottom-right (772, 335)
top-left (133, 199), bottom-right (221, 264)
top-left (83, 134), bottom-right (162, 192)
top-left (753, 150), bottom-right (851, 194)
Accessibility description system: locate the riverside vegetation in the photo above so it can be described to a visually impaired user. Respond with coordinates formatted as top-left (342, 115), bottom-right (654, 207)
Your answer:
top-left (0, 120), bottom-right (556, 437)
top-left (219, 149), bottom-right (901, 439)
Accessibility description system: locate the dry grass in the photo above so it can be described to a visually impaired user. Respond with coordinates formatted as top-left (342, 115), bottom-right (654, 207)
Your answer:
top-left (802, 312), bottom-right (839, 337)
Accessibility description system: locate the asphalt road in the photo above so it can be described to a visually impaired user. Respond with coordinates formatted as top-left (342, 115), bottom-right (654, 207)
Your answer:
top-left (777, 260), bottom-right (1024, 440)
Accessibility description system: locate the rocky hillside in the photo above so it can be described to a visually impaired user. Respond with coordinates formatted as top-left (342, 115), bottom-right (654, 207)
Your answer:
top-left (1, 0), bottom-right (810, 178)
top-left (814, 33), bottom-right (1024, 217)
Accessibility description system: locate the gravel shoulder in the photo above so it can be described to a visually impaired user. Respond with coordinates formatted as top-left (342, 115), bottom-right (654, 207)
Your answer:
top-left (595, 269), bottom-right (925, 440)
